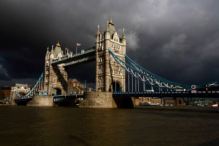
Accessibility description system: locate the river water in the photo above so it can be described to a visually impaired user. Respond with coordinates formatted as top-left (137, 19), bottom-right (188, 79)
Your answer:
top-left (0, 106), bottom-right (219, 146)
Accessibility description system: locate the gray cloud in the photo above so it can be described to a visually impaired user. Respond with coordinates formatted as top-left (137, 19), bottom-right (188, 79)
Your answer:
top-left (1, 0), bottom-right (219, 87)
top-left (0, 65), bottom-right (10, 80)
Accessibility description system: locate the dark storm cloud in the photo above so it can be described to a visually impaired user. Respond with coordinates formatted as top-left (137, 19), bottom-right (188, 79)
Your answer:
top-left (0, 0), bottom-right (219, 86)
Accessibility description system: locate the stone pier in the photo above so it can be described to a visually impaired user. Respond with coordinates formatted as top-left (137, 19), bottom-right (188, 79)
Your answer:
top-left (79, 92), bottom-right (117, 108)
top-left (27, 95), bottom-right (54, 106)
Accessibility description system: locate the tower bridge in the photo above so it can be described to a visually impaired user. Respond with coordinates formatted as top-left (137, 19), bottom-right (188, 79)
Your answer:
top-left (12, 19), bottom-right (219, 107)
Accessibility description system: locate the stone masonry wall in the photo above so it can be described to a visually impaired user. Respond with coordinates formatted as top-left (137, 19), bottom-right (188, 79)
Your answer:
top-left (79, 92), bottom-right (117, 108)
top-left (27, 95), bottom-right (54, 106)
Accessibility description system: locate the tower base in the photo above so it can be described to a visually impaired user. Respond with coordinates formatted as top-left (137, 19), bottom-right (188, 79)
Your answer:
top-left (79, 92), bottom-right (117, 108)
top-left (27, 95), bottom-right (54, 106)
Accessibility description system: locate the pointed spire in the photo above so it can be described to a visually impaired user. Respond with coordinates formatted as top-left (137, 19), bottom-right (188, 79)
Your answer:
top-left (97, 24), bottom-right (100, 34)
top-left (46, 47), bottom-right (49, 54)
top-left (106, 20), bottom-right (109, 32)
top-left (109, 18), bottom-right (114, 25)
top-left (51, 45), bottom-right (54, 53)
top-left (122, 28), bottom-right (126, 39)
top-left (56, 41), bottom-right (61, 47)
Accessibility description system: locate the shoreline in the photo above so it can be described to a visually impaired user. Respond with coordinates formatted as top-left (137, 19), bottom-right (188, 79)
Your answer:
top-left (1, 104), bottom-right (219, 113)
top-left (136, 105), bottom-right (219, 113)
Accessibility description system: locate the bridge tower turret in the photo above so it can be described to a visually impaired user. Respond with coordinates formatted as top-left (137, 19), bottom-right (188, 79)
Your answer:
top-left (44, 42), bottom-right (68, 96)
top-left (44, 47), bottom-right (50, 94)
top-left (95, 19), bottom-right (126, 92)
top-left (121, 28), bottom-right (126, 55)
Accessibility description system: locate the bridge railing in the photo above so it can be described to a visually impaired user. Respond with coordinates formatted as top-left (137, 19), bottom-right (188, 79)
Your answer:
top-left (113, 91), bottom-right (219, 98)
top-left (113, 91), bottom-right (219, 94)
top-left (108, 49), bottom-right (189, 90)
top-left (52, 48), bottom-right (96, 64)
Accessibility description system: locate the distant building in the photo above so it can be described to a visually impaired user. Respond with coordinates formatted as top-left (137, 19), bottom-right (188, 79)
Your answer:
top-left (10, 84), bottom-right (31, 104)
top-left (139, 97), bottom-right (162, 106)
top-left (85, 87), bottom-right (93, 92)
top-left (0, 86), bottom-right (11, 99)
top-left (139, 97), bottom-right (185, 106)
top-left (164, 98), bottom-right (176, 106)
top-left (11, 84), bottom-right (31, 96)
top-left (67, 79), bottom-right (84, 94)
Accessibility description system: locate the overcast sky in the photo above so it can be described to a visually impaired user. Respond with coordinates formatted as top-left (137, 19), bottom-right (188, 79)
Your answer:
top-left (0, 0), bottom-right (219, 87)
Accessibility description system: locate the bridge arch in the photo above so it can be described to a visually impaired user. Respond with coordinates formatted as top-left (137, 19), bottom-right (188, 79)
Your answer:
top-left (53, 87), bottom-right (62, 96)
top-left (18, 92), bottom-right (26, 96)
top-left (112, 80), bottom-right (122, 92)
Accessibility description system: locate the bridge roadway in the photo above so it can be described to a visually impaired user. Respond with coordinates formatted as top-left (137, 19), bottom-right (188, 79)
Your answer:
top-left (51, 47), bottom-right (95, 67)
top-left (14, 91), bottom-right (219, 106)
top-left (54, 90), bottom-right (219, 104)
top-left (53, 94), bottom-right (84, 103)
top-left (14, 94), bottom-right (84, 105)
top-left (113, 91), bottom-right (219, 98)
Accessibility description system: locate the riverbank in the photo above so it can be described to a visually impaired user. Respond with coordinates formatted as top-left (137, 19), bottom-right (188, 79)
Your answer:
top-left (1, 103), bottom-right (219, 113)
top-left (136, 105), bottom-right (219, 113)
top-left (0, 104), bottom-right (12, 106)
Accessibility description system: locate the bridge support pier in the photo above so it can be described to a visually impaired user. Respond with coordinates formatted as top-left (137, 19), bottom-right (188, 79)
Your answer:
top-left (79, 92), bottom-right (117, 108)
top-left (27, 95), bottom-right (55, 106)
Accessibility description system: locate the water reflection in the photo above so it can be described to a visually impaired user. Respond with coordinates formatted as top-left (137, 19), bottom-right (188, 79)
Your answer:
top-left (0, 106), bottom-right (219, 145)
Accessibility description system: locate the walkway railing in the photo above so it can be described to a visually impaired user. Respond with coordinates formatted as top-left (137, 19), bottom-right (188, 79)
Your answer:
top-left (113, 91), bottom-right (219, 98)
top-left (52, 48), bottom-right (95, 64)
top-left (109, 48), bottom-right (219, 92)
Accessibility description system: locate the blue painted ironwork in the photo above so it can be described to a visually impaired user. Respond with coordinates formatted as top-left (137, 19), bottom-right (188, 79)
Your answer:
top-left (109, 49), bottom-right (189, 90)
top-left (113, 91), bottom-right (219, 98)
top-left (109, 48), bottom-right (219, 92)
top-left (14, 72), bottom-right (44, 99)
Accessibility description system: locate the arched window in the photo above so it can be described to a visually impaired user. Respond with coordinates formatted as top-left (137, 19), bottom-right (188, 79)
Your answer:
top-left (99, 77), bottom-right (102, 87)
top-left (99, 68), bottom-right (102, 74)
top-left (46, 61), bottom-right (49, 66)
top-left (99, 57), bottom-right (102, 62)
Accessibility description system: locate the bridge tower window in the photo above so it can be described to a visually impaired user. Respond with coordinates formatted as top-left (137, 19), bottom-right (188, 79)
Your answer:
top-left (99, 68), bottom-right (102, 74)
top-left (99, 57), bottom-right (103, 62)
top-left (98, 77), bottom-right (103, 88)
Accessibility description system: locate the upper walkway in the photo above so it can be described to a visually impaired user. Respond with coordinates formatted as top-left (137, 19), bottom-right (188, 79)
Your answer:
top-left (52, 47), bottom-right (95, 67)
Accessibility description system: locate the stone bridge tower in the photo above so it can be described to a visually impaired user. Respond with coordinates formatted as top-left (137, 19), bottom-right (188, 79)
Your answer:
top-left (44, 42), bottom-right (68, 96)
top-left (10, 84), bottom-right (31, 104)
top-left (95, 19), bottom-right (126, 92)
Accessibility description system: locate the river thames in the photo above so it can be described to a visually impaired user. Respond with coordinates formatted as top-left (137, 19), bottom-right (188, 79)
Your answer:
top-left (0, 106), bottom-right (219, 146)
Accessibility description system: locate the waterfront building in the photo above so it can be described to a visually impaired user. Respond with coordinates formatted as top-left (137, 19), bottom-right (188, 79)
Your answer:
top-left (139, 97), bottom-right (162, 106)
top-left (0, 86), bottom-right (11, 99)
top-left (67, 79), bottom-right (84, 94)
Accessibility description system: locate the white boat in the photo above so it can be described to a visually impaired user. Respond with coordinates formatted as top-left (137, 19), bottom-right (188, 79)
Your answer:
top-left (212, 104), bottom-right (218, 107)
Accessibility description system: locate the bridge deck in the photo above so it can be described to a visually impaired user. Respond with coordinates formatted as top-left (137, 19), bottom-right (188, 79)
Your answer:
top-left (52, 48), bottom-right (95, 67)
top-left (53, 94), bottom-right (84, 103)
top-left (113, 91), bottom-right (219, 98)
